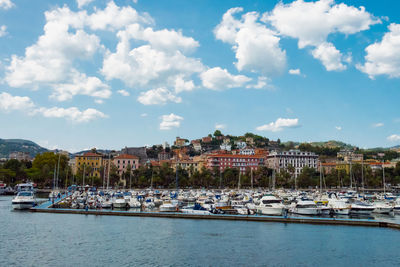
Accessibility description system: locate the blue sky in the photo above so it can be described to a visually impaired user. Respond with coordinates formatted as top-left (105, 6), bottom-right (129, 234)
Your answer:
top-left (0, 0), bottom-right (400, 152)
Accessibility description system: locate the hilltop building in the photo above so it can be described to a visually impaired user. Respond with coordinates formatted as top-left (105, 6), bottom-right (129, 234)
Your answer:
top-left (267, 150), bottom-right (318, 178)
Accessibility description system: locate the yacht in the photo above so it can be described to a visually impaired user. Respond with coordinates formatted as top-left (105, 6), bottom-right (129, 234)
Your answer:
top-left (372, 201), bottom-right (393, 214)
top-left (12, 191), bottom-right (36, 210)
top-left (290, 199), bottom-right (319, 215)
top-left (159, 200), bottom-right (178, 212)
top-left (128, 197), bottom-right (142, 208)
top-left (350, 201), bottom-right (375, 215)
top-left (328, 199), bottom-right (351, 215)
top-left (181, 203), bottom-right (211, 215)
top-left (112, 193), bottom-right (127, 209)
top-left (256, 195), bottom-right (286, 216)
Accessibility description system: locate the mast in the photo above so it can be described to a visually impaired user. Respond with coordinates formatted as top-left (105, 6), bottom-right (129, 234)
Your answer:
top-left (106, 153), bottom-right (111, 190)
top-left (56, 153), bottom-right (61, 189)
top-left (349, 159), bottom-right (352, 188)
top-left (53, 164), bottom-right (56, 190)
top-left (65, 168), bottom-right (69, 192)
top-left (150, 167), bottom-right (153, 190)
top-left (83, 164), bottom-right (86, 188)
top-left (383, 162), bottom-right (386, 195)
top-left (219, 169), bottom-right (222, 189)
top-left (320, 161), bottom-right (322, 194)
top-left (251, 168), bottom-right (253, 190)
top-left (361, 158), bottom-right (365, 194)
top-left (238, 171), bottom-right (241, 191)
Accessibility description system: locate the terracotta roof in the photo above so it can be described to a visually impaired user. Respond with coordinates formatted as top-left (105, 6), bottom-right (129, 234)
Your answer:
top-left (114, 154), bottom-right (139, 159)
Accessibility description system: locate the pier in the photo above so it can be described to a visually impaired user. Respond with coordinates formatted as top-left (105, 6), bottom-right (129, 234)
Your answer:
top-left (31, 195), bottom-right (400, 231)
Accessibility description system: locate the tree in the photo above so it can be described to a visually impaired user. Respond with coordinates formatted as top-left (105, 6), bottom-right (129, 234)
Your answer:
top-left (214, 130), bottom-right (222, 137)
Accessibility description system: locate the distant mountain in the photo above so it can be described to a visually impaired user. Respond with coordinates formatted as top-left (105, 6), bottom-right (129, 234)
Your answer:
top-left (308, 140), bottom-right (356, 149)
top-left (0, 138), bottom-right (48, 158)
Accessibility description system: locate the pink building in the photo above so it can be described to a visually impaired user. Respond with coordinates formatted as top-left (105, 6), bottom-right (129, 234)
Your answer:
top-left (113, 154), bottom-right (139, 176)
top-left (206, 154), bottom-right (265, 173)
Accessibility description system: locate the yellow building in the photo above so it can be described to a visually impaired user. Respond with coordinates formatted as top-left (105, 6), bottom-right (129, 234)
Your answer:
top-left (75, 152), bottom-right (103, 178)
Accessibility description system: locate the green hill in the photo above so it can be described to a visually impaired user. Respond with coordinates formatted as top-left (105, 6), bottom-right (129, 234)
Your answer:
top-left (0, 138), bottom-right (48, 158)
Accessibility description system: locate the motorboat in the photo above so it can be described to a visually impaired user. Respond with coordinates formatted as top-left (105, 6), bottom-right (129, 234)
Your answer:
top-left (112, 193), bottom-right (127, 209)
top-left (350, 201), bottom-right (375, 215)
top-left (372, 201), bottom-right (393, 214)
top-left (128, 197), bottom-right (142, 208)
top-left (159, 200), bottom-right (178, 212)
top-left (12, 191), bottom-right (36, 210)
top-left (256, 194), bottom-right (285, 216)
top-left (181, 203), bottom-right (211, 215)
top-left (328, 199), bottom-right (351, 215)
top-left (289, 199), bottom-right (319, 215)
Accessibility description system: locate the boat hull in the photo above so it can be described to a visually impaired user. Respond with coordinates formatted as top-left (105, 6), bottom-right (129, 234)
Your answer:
top-left (12, 201), bottom-right (35, 210)
top-left (257, 207), bottom-right (284, 216)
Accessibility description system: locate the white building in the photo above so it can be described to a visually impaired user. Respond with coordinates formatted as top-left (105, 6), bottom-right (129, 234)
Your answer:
top-left (239, 148), bottom-right (255, 155)
top-left (235, 141), bottom-right (247, 149)
top-left (267, 150), bottom-right (318, 177)
top-left (220, 143), bottom-right (232, 151)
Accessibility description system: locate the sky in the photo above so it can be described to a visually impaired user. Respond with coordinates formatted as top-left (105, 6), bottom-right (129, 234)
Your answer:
top-left (0, 0), bottom-right (400, 152)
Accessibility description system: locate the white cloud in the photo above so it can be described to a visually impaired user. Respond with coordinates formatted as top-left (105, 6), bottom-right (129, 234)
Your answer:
top-left (94, 99), bottom-right (104, 104)
top-left (0, 92), bottom-right (106, 123)
top-left (357, 23), bottom-right (400, 79)
top-left (160, 113), bottom-right (183, 130)
top-left (35, 107), bottom-right (107, 123)
top-left (140, 113), bottom-right (147, 117)
top-left (0, 0), bottom-right (14, 10)
top-left (174, 76), bottom-right (195, 93)
top-left (288, 68), bottom-right (301, 75)
top-left (137, 87), bottom-right (182, 105)
top-left (335, 126), bottom-right (342, 131)
top-left (387, 134), bottom-right (400, 142)
top-left (215, 123), bottom-right (226, 130)
top-left (117, 89), bottom-right (130, 96)
top-left (256, 118), bottom-right (299, 132)
top-left (0, 25), bottom-right (7, 37)
top-left (311, 42), bottom-right (346, 71)
top-left (200, 67), bottom-right (251, 90)
top-left (265, 0), bottom-right (379, 70)
top-left (214, 8), bottom-right (286, 76)
top-left (0, 92), bottom-right (35, 111)
top-left (246, 76), bottom-right (270, 89)
top-left (76, 0), bottom-right (94, 9)
top-left (372, 122), bottom-right (384, 128)
top-left (50, 71), bottom-right (111, 101)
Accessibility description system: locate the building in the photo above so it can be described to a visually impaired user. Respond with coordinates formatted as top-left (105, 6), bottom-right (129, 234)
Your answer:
top-left (245, 137), bottom-right (254, 145)
top-left (75, 152), bottom-right (103, 178)
top-left (174, 137), bottom-right (187, 147)
top-left (172, 159), bottom-right (201, 176)
top-left (202, 136), bottom-right (212, 143)
top-left (319, 162), bottom-right (337, 174)
top-left (206, 154), bottom-right (265, 173)
top-left (113, 154), bottom-right (139, 176)
top-left (191, 140), bottom-right (202, 152)
top-left (121, 146), bottom-right (148, 165)
top-left (238, 148), bottom-right (255, 155)
top-left (9, 151), bottom-right (31, 161)
top-left (158, 151), bottom-right (171, 161)
top-left (337, 150), bottom-right (363, 162)
top-left (267, 150), bottom-right (318, 177)
top-left (220, 143), bottom-right (232, 151)
top-left (234, 141), bottom-right (247, 149)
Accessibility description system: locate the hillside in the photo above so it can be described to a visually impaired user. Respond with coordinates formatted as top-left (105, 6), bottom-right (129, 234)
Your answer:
top-left (0, 139), bottom-right (48, 158)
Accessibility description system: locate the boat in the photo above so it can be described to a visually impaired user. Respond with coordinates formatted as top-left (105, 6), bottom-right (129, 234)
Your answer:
top-left (328, 199), bottom-right (351, 215)
top-left (12, 191), bottom-right (36, 210)
top-left (128, 197), bottom-right (142, 208)
top-left (181, 203), bottom-right (211, 215)
top-left (372, 201), bottom-right (393, 214)
top-left (256, 194), bottom-right (285, 216)
top-left (159, 200), bottom-right (178, 212)
top-left (290, 199), bottom-right (319, 215)
top-left (350, 201), bottom-right (375, 215)
top-left (112, 193), bottom-right (127, 209)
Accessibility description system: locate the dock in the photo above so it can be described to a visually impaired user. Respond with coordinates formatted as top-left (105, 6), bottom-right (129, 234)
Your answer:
top-left (30, 195), bottom-right (400, 231)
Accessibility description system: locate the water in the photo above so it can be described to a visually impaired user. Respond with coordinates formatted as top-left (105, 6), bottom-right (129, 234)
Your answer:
top-left (1, 196), bottom-right (400, 266)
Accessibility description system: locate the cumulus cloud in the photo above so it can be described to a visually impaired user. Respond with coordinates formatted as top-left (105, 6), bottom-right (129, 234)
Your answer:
top-left (0, 92), bottom-right (106, 123)
top-left (137, 87), bottom-right (182, 105)
top-left (76, 0), bottom-right (94, 9)
top-left (214, 8), bottom-right (286, 76)
top-left (265, 0), bottom-right (379, 70)
top-left (372, 122), bottom-right (384, 128)
top-left (215, 123), bottom-right (226, 130)
top-left (174, 76), bottom-right (195, 93)
top-left (117, 89), bottom-right (130, 96)
top-left (387, 134), bottom-right (400, 142)
top-left (160, 113), bottom-right (183, 130)
top-left (0, 92), bottom-right (35, 111)
top-left (0, 0), bottom-right (14, 10)
top-left (35, 107), bottom-right (107, 123)
top-left (288, 69), bottom-right (301, 75)
top-left (256, 118), bottom-right (299, 132)
top-left (0, 25), bottom-right (7, 37)
top-left (357, 23), bottom-right (400, 79)
top-left (200, 67), bottom-right (251, 90)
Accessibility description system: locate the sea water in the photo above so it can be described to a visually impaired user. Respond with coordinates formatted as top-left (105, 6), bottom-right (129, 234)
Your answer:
top-left (1, 196), bottom-right (399, 266)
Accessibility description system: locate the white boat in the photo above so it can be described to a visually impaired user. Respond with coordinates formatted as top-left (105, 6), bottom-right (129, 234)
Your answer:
top-left (350, 201), bottom-right (374, 215)
top-left (290, 199), bottom-right (319, 215)
top-left (256, 195), bottom-right (285, 216)
top-left (328, 199), bottom-right (351, 215)
top-left (128, 197), bottom-right (142, 208)
top-left (159, 200), bottom-right (178, 212)
top-left (372, 201), bottom-right (393, 214)
top-left (181, 204), bottom-right (211, 215)
top-left (12, 191), bottom-right (36, 210)
top-left (394, 198), bottom-right (400, 214)
top-left (112, 193), bottom-right (127, 209)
